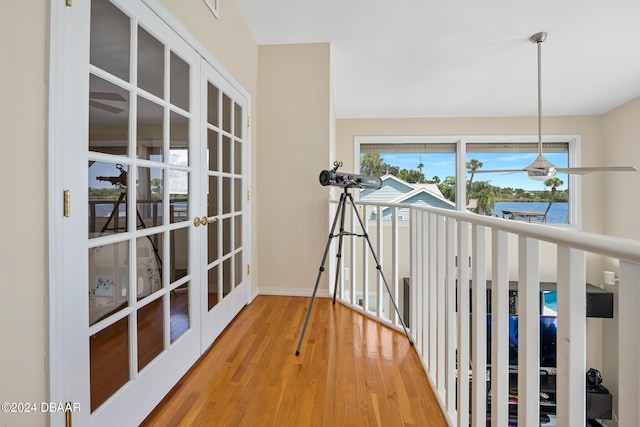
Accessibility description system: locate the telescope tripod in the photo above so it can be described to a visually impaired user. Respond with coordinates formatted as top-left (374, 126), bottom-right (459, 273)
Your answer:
top-left (295, 187), bottom-right (414, 356)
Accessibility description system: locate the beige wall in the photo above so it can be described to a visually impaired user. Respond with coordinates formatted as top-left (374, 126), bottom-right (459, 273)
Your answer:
top-left (256, 43), bottom-right (333, 295)
top-left (0, 1), bottom-right (48, 425)
top-left (0, 1), bottom-right (257, 426)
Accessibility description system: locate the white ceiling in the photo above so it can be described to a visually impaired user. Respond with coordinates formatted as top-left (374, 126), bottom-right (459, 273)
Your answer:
top-left (236, 0), bottom-right (640, 119)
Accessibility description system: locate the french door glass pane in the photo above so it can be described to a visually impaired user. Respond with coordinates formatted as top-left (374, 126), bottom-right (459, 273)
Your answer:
top-left (170, 51), bottom-right (190, 111)
top-left (222, 93), bottom-right (232, 133)
top-left (88, 240), bottom-right (129, 326)
top-left (137, 25), bottom-right (165, 99)
top-left (169, 170), bottom-right (189, 223)
top-left (90, 316), bottom-right (130, 412)
top-left (137, 166), bottom-right (164, 228)
top-left (90, 0), bottom-right (130, 82)
top-left (207, 83), bottom-right (219, 126)
top-left (222, 258), bottom-right (232, 297)
top-left (170, 111), bottom-right (189, 166)
top-left (207, 219), bottom-right (219, 264)
top-left (233, 103), bottom-right (242, 137)
top-left (137, 298), bottom-right (164, 371)
top-left (207, 130), bottom-right (219, 171)
top-left (207, 265), bottom-right (219, 310)
top-left (89, 74), bottom-right (129, 156)
top-left (136, 233), bottom-right (163, 300)
top-left (137, 96), bottom-right (164, 161)
top-left (234, 252), bottom-right (242, 287)
top-left (170, 283), bottom-right (189, 343)
top-left (170, 227), bottom-right (189, 282)
top-left (89, 161), bottom-right (129, 237)
top-left (222, 135), bottom-right (231, 173)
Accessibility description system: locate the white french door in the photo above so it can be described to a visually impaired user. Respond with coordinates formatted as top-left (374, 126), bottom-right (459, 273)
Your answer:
top-left (49, 0), bottom-right (250, 425)
top-left (199, 61), bottom-right (250, 350)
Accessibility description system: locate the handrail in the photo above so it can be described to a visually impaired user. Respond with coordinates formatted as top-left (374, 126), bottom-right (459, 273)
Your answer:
top-left (330, 198), bottom-right (640, 263)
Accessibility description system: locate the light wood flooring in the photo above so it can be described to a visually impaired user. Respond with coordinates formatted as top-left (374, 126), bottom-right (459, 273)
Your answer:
top-left (141, 295), bottom-right (448, 426)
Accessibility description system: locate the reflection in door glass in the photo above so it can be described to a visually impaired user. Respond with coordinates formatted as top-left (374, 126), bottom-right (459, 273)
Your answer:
top-left (170, 111), bottom-right (189, 166)
top-left (88, 241), bottom-right (129, 326)
top-left (223, 258), bottom-right (232, 297)
top-left (222, 135), bottom-right (232, 173)
top-left (137, 25), bottom-right (165, 99)
top-left (137, 166), bottom-right (164, 228)
top-left (89, 162), bottom-right (129, 238)
top-left (169, 170), bottom-right (189, 223)
top-left (207, 129), bottom-right (219, 171)
top-left (137, 96), bottom-right (164, 162)
top-left (89, 74), bottom-right (129, 156)
top-left (170, 51), bottom-right (190, 111)
top-left (235, 252), bottom-right (243, 287)
top-left (136, 233), bottom-right (163, 300)
top-left (90, 0), bottom-right (130, 82)
top-left (207, 83), bottom-right (219, 126)
top-left (234, 103), bottom-right (242, 137)
top-left (222, 93), bottom-right (232, 133)
top-left (170, 227), bottom-right (189, 282)
top-left (207, 218), bottom-right (219, 265)
top-left (137, 298), bottom-right (164, 371)
top-left (90, 316), bottom-right (129, 412)
top-left (170, 283), bottom-right (189, 343)
top-left (207, 265), bottom-right (220, 310)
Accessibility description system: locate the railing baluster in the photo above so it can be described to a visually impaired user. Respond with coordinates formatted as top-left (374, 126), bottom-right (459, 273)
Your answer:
top-left (471, 224), bottom-right (487, 427)
top-left (445, 217), bottom-right (457, 420)
top-left (518, 236), bottom-right (540, 427)
top-left (436, 214), bottom-right (446, 393)
top-left (429, 213), bottom-right (437, 373)
top-left (556, 246), bottom-right (586, 427)
top-left (376, 204), bottom-right (383, 319)
top-left (422, 211), bottom-right (429, 361)
top-left (491, 229), bottom-right (509, 426)
top-left (457, 221), bottom-right (470, 427)
top-left (618, 260), bottom-right (640, 427)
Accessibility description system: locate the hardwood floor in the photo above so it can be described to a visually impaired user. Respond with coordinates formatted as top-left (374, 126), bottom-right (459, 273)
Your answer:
top-left (141, 295), bottom-right (448, 426)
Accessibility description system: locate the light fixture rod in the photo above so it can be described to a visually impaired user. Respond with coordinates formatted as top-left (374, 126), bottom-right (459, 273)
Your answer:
top-left (530, 32), bottom-right (547, 156)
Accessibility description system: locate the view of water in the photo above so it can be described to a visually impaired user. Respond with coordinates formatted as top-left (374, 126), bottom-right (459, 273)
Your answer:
top-left (492, 202), bottom-right (568, 224)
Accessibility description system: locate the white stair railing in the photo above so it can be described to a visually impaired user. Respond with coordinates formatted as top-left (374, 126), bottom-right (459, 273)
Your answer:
top-left (330, 199), bottom-right (640, 427)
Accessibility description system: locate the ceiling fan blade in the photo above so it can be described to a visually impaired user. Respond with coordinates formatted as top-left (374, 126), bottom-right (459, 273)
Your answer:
top-left (473, 169), bottom-right (526, 174)
top-left (556, 166), bottom-right (638, 175)
top-left (89, 100), bottom-right (125, 114)
top-left (90, 91), bottom-right (126, 102)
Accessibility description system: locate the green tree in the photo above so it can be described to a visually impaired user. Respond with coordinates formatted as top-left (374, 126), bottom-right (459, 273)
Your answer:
top-left (466, 159), bottom-right (483, 205)
top-left (360, 153), bottom-right (384, 176)
top-left (430, 176), bottom-right (441, 185)
top-left (417, 162), bottom-right (424, 183)
top-left (439, 176), bottom-right (456, 202)
top-left (398, 168), bottom-right (425, 183)
top-left (469, 181), bottom-right (497, 215)
top-left (543, 177), bottom-right (564, 222)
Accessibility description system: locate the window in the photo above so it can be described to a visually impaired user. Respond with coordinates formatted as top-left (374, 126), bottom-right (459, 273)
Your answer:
top-left (356, 136), bottom-right (578, 226)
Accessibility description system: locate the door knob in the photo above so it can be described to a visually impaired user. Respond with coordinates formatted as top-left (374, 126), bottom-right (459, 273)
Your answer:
top-left (194, 216), bottom-right (218, 227)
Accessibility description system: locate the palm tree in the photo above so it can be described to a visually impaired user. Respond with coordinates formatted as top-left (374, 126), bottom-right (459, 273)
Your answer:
top-left (466, 159), bottom-right (483, 205)
top-left (543, 177), bottom-right (563, 222)
top-left (417, 162), bottom-right (424, 183)
top-left (431, 176), bottom-right (440, 185)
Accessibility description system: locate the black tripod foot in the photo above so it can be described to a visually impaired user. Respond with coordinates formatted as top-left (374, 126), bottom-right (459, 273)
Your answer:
top-left (295, 350), bottom-right (300, 356)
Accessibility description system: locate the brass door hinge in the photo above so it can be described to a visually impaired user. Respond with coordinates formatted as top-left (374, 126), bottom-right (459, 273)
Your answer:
top-left (246, 116), bottom-right (250, 127)
top-left (65, 402), bottom-right (73, 427)
top-left (63, 190), bottom-right (71, 217)
top-left (66, 0), bottom-right (72, 6)
top-left (247, 264), bottom-right (250, 275)
top-left (247, 191), bottom-right (250, 201)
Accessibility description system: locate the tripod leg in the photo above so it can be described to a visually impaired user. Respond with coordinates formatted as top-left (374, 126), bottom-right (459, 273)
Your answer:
top-left (346, 193), bottom-right (414, 346)
top-left (331, 190), bottom-right (349, 304)
top-left (295, 193), bottom-right (346, 356)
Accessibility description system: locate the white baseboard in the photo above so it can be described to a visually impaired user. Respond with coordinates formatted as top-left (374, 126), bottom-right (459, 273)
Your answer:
top-left (256, 287), bottom-right (331, 298)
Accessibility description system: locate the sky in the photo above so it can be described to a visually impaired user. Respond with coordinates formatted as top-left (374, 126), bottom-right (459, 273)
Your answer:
top-left (370, 152), bottom-right (569, 191)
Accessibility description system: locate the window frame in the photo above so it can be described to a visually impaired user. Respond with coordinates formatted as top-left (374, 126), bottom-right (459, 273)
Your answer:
top-left (354, 135), bottom-right (581, 228)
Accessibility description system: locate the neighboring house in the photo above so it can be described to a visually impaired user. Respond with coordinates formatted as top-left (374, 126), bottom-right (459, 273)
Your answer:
top-left (360, 174), bottom-right (456, 220)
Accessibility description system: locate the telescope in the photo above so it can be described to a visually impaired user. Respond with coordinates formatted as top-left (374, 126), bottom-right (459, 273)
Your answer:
top-left (319, 161), bottom-right (382, 190)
